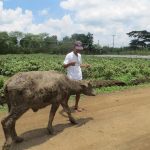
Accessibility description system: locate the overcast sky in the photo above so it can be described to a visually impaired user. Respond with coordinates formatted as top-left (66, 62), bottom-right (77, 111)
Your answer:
top-left (0, 0), bottom-right (150, 47)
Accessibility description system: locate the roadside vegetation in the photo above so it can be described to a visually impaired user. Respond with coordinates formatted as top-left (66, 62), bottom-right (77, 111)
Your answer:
top-left (1, 54), bottom-right (150, 112)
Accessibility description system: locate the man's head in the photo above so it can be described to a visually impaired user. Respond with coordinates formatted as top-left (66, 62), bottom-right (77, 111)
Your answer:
top-left (74, 41), bottom-right (83, 53)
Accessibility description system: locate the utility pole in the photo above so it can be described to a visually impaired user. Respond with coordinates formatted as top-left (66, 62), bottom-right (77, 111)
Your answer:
top-left (112, 35), bottom-right (116, 48)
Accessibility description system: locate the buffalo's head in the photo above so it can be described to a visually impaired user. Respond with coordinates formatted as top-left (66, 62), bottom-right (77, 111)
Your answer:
top-left (80, 81), bottom-right (95, 96)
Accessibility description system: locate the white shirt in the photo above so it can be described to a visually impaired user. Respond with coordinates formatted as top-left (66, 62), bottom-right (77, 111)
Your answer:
top-left (64, 52), bottom-right (82, 80)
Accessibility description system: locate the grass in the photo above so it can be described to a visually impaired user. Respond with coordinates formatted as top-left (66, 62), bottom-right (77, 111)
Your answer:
top-left (0, 105), bottom-right (7, 112)
top-left (95, 82), bottom-right (150, 94)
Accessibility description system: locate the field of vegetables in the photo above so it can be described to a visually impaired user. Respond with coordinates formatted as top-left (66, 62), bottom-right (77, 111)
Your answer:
top-left (0, 54), bottom-right (150, 90)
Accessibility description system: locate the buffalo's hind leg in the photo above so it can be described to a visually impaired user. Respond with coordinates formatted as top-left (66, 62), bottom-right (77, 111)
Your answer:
top-left (11, 121), bottom-right (23, 143)
top-left (47, 103), bottom-right (60, 134)
top-left (1, 106), bottom-right (29, 150)
top-left (11, 106), bottom-right (29, 143)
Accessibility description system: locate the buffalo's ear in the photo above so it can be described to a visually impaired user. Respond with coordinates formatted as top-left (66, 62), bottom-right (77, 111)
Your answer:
top-left (85, 80), bottom-right (93, 87)
top-left (88, 80), bottom-right (95, 87)
top-left (88, 80), bottom-right (92, 85)
top-left (87, 80), bottom-right (90, 84)
top-left (80, 81), bottom-right (88, 88)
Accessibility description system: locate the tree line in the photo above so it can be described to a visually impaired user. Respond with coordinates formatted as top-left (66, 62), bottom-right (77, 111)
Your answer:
top-left (127, 30), bottom-right (150, 49)
top-left (0, 31), bottom-right (94, 54)
top-left (0, 30), bottom-right (149, 54)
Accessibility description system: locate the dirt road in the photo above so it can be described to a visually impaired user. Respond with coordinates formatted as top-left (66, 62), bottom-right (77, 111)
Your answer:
top-left (1, 86), bottom-right (150, 150)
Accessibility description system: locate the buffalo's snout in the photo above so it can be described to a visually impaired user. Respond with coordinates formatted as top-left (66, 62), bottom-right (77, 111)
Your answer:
top-left (88, 91), bottom-right (96, 96)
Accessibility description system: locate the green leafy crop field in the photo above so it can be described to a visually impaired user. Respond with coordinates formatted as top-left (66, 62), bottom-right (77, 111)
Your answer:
top-left (0, 54), bottom-right (150, 84)
top-left (1, 54), bottom-right (150, 111)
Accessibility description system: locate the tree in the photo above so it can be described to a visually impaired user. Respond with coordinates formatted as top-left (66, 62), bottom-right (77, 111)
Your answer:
top-left (86, 32), bottom-right (94, 51)
top-left (20, 33), bottom-right (32, 48)
top-left (0, 31), bottom-right (96, 54)
top-left (57, 37), bottom-right (73, 54)
top-left (0, 31), bottom-right (18, 53)
top-left (71, 32), bottom-right (94, 52)
top-left (44, 35), bottom-right (57, 47)
top-left (9, 31), bottom-right (24, 46)
top-left (127, 30), bottom-right (150, 49)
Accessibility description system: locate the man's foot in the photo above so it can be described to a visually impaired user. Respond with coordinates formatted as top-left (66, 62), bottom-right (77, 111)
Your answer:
top-left (74, 107), bottom-right (85, 112)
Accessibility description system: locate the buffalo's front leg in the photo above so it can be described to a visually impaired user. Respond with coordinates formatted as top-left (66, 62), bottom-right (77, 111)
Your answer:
top-left (47, 103), bottom-right (60, 134)
top-left (61, 102), bottom-right (77, 124)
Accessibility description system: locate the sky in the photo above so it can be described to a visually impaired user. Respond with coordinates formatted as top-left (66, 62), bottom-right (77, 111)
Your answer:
top-left (0, 0), bottom-right (150, 47)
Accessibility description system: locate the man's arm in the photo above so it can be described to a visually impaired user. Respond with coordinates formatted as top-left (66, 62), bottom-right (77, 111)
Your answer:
top-left (80, 64), bottom-right (91, 68)
top-left (63, 62), bottom-right (76, 68)
top-left (79, 55), bottom-right (91, 68)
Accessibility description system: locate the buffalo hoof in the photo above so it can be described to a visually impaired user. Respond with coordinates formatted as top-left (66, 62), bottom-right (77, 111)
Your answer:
top-left (2, 143), bottom-right (11, 150)
top-left (14, 136), bottom-right (24, 143)
top-left (69, 117), bottom-right (78, 124)
top-left (47, 127), bottom-right (54, 135)
top-left (2, 137), bottom-right (12, 150)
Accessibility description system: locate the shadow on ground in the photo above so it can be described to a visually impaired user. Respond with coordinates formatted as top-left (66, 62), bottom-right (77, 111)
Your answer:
top-left (8, 117), bottom-right (93, 150)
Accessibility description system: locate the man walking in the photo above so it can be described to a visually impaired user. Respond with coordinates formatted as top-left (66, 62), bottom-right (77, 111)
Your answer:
top-left (63, 41), bottom-right (89, 112)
